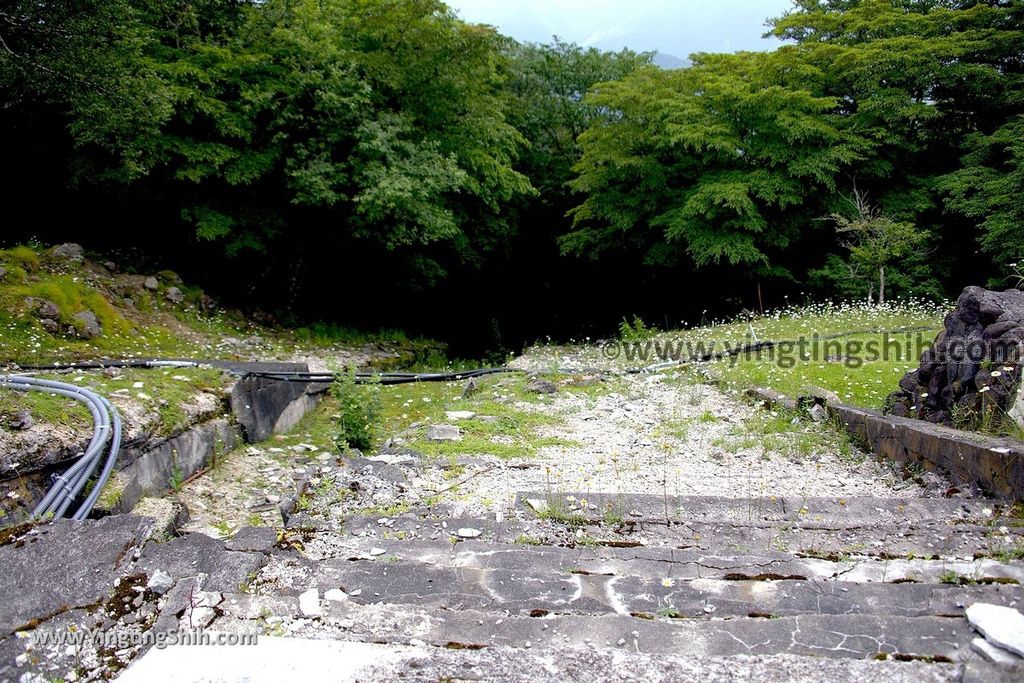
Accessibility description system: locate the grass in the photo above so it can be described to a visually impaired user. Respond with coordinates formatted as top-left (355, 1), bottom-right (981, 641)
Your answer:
top-left (0, 243), bottom-right (440, 366)
top-left (376, 372), bottom-right (601, 459)
top-left (694, 302), bottom-right (944, 409)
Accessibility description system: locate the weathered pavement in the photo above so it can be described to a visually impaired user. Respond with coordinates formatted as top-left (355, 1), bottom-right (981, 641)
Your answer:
top-left (1, 371), bottom-right (1023, 682)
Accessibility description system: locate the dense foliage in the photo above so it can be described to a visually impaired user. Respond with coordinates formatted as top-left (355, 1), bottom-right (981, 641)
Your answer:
top-left (1, 0), bottom-right (1022, 347)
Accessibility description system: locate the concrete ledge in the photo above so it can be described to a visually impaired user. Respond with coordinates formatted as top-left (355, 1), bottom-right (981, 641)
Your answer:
top-left (230, 366), bottom-right (330, 443)
top-left (747, 386), bottom-right (1024, 500)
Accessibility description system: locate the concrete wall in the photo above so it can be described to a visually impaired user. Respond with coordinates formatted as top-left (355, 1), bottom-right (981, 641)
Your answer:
top-left (747, 386), bottom-right (1024, 500)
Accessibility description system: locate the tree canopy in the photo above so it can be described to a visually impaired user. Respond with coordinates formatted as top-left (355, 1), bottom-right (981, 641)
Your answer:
top-left (2, 0), bottom-right (1022, 343)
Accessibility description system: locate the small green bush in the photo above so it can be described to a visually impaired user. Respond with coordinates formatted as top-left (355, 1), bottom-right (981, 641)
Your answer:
top-left (332, 369), bottom-right (380, 451)
top-left (619, 315), bottom-right (657, 342)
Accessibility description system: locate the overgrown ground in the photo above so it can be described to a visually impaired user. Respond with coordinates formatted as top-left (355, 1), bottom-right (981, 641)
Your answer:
top-left (519, 301), bottom-right (946, 410)
top-left (0, 244), bottom-right (442, 466)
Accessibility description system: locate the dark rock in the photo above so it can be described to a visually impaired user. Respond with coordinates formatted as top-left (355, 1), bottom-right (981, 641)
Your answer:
top-left (103, 261), bottom-right (117, 272)
top-left (898, 370), bottom-right (919, 394)
top-left (890, 287), bottom-right (1024, 427)
top-left (8, 410), bottom-right (32, 431)
top-left (72, 310), bottom-right (102, 339)
top-left (0, 266), bottom-right (6, 281)
top-left (526, 379), bottom-right (557, 394)
top-left (51, 243), bottom-right (84, 262)
top-left (225, 526), bottom-right (278, 554)
top-left (165, 286), bottom-right (185, 304)
top-left (39, 318), bottom-right (60, 335)
top-left (33, 299), bottom-right (60, 320)
top-left (984, 321), bottom-right (1019, 340)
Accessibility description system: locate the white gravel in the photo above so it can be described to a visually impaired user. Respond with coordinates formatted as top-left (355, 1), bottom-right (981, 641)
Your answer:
top-left (415, 370), bottom-right (950, 516)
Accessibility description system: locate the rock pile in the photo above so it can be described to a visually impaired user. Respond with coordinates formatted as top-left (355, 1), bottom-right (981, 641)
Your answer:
top-left (888, 287), bottom-right (1024, 427)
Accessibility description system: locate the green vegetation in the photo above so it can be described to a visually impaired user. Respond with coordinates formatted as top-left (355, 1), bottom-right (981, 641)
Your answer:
top-left (661, 301), bottom-right (944, 408)
top-left (3, 1), bottom-right (1021, 329)
top-left (332, 370), bottom-right (381, 451)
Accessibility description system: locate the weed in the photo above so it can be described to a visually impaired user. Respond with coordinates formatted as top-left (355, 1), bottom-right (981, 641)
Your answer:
top-left (333, 369), bottom-right (381, 451)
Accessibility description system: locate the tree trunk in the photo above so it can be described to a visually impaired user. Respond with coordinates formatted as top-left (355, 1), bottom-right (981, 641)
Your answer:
top-left (867, 282), bottom-right (874, 304)
top-left (878, 266), bottom-right (886, 305)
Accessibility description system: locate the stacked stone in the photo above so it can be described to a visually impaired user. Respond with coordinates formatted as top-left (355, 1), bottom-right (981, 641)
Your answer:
top-left (888, 286), bottom-right (1024, 426)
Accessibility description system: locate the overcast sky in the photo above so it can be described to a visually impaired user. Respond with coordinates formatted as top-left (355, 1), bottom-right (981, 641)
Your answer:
top-left (446, 0), bottom-right (794, 59)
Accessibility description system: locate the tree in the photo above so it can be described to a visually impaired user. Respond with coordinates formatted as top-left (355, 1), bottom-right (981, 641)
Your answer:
top-left (564, 51), bottom-right (866, 275)
top-left (824, 189), bottom-right (927, 303)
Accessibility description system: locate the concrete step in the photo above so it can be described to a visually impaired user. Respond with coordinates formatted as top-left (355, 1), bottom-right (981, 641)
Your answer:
top-left (333, 509), bottom-right (1024, 562)
top-left (209, 595), bottom-right (976, 663)
top-left (280, 536), bottom-right (1024, 585)
top-left (515, 492), bottom-right (1019, 527)
top-left (257, 555), bottom-right (1022, 620)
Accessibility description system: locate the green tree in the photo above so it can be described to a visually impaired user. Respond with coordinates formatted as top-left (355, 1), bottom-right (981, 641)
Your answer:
top-left (823, 189), bottom-right (928, 303)
top-left (564, 51), bottom-right (865, 275)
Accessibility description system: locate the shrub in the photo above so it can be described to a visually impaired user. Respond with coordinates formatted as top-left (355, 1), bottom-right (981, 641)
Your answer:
top-left (332, 369), bottom-right (380, 451)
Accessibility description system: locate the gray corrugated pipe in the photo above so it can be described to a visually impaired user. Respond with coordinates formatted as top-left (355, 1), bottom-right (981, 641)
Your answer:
top-left (0, 375), bottom-right (120, 519)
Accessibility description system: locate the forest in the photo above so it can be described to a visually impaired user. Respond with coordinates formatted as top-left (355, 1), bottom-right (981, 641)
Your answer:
top-left (2, 0), bottom-right (1022, 353)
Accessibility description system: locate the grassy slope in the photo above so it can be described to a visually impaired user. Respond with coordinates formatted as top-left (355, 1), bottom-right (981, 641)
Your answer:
top-left (699, 302), bottom-right (946, 408)
top-left (0, 244), bottom-right (437, 439)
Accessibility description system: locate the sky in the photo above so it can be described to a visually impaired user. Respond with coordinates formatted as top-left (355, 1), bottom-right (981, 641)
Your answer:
top-left (445, 0), bottom-right (794, 60)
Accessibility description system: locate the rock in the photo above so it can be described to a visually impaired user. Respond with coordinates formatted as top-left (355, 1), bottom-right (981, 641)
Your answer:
top-left (146, 569), bottom-right (175, 595)
top-left (51, 243), bottom-right (84, 262)
top-left (39, 318), bottom-right (60, 335)
top-left (526, 379), bottom-right (557, 394)
top-left (165, 286), bottom-right (185, 304)
top-left (103, 261), bottom-right (117, 272)
top-left (455, 528), bottom-right (482, 539)
top-left (890, 287), bottom-right (1024, 426)
top-left (461, 378), bottom-right (480, 399)
top-left (143, 276), bottom-right (159, 291)
top-left (369, 547), bottom-right (386, 557)
top-left (0, 516), bottom-right (152, 635)
top-left (426, 424), bottom-right (462, 442)
top-left (1009, 383), bottom-right (1024, 432)
top-left (966, 602), bottom-right (1024, 657)
top-left (298, 588), bottom-right (322, 618)
top-left (0, 266), bottom-right (6, 281)
top-left (972, 637), bottom-right (1024, 667)
top-left (324, 589), bottom-right (349, 603)
top-left (8, 410), bottom-right (32, 431)
top-left (72, 310), bottom-right (102, 339)
top-left (225, 526), bottom-right (278, 554)
top-left (33, 298), bottom-right (60, 320)
top-left (445, 410), bottom-right (476, 420)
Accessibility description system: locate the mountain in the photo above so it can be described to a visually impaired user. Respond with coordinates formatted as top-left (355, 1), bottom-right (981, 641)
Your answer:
top-left (652, 52), bottom-right (690, 69)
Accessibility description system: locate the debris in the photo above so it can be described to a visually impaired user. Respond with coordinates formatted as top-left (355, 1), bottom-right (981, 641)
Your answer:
top-left (967, 603), bottom-right (1024, 657)
top-left (298, 588), bottom-right (322, 618)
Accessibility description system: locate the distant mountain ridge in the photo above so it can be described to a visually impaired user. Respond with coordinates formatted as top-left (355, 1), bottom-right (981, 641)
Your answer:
top-left (652, 52), bottom-right (690, 69)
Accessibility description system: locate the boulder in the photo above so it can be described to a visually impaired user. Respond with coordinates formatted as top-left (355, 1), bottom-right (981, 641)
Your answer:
top-left (33, 298), bottom-right (60, 320)
top-left (72, 310), bottom-right (102, 339)
top-left (51, 243), bottom-right (84, 262)
top-left (888, 287), bottom-right (1024, 428)
top-left (166, 286), bottom-right (185, 304)
top-left (425, 424), bottom-right (462, 442)
top-left (143, 276), bottom-right (159, 291)
top-left (526, 379), bottom-right (557, 394)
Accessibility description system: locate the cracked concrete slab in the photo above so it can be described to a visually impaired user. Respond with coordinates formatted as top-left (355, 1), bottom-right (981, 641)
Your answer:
top-left (136, 531), bottom-right (267, 593)
top-left (0, 516), bottom-right (152, 637)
